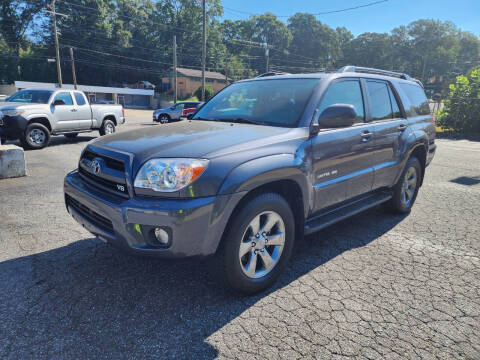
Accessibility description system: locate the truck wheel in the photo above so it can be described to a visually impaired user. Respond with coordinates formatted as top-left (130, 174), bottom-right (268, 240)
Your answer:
top-left (99, 119), bottom-right (115, 136)
top-left (21, 123), bottom-right (51, 149)
top-left (384, 156), bottom-right (422, 214)
top-left (158, 114), bottom-right (170, 124)
top-left (64, 133), bottom-right (78, 139)
top-left (215, 193), bottom-right (295, 295)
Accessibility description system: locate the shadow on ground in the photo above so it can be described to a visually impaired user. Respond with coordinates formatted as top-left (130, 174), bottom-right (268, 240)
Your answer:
top-left (5, 135), bottom-right (97, 150)
top-left (0, 207), bottom-right (406, 359)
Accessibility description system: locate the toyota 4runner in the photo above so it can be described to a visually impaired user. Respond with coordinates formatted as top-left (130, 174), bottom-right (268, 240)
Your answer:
top-left (64, 66), bottom-right (436, 294)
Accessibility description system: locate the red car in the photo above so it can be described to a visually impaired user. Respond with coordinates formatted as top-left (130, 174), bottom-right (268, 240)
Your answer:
top-left (181, 102), bottom-right (204, 118)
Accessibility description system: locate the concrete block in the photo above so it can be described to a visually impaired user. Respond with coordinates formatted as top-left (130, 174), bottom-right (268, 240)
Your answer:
top-left (0, 145), bottom-right (26, 179)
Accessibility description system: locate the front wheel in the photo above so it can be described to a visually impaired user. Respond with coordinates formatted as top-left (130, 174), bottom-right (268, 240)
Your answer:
top-left (21, 123), bottom-right (51, 149)
top-left (215, 193), bottom-right (295, 294)
top-left (158, 114), bottom-right (170, 124)
top-left (384, 156), bottom-right (422, 214)
top-left (99, 119), bottom-right (115, 136)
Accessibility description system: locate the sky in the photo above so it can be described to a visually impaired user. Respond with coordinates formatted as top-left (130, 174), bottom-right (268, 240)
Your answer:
top-left (220, 0), bottom-right (480, 36)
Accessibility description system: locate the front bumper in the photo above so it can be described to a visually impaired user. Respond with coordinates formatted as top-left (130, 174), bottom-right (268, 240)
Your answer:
top-left (64, 170), bottom-right (245, 258)
top-left (0, 115), bottom-right (27, 140)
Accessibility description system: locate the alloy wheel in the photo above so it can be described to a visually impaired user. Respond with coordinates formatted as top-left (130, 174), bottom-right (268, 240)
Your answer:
top-left (401, 166), bottom-right (417, 208)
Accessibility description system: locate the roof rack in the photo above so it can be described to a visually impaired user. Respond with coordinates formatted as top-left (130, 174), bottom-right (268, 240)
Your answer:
top-left (337, 65), bottom-right (412, 80)
top-left (256, 71), bottom-right (290, 78)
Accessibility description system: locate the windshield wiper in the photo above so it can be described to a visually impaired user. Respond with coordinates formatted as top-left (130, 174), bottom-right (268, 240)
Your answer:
top-left (220, 118), bottom-right (263, 125)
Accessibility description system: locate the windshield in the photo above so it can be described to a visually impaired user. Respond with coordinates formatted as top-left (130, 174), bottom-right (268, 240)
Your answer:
top-left (192, 78), bottom-right (319, 127)
top-left (7, 90), bottom-right (53, 104)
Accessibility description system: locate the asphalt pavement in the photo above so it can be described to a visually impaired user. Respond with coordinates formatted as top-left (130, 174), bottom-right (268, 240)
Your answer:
top-left (1, 112), bottom-right (479, 359)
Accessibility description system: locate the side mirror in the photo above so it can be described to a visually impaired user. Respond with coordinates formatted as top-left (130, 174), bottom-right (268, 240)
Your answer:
top-left (317, 104), bottom-right (357, 129)
top-left (53, 99), bottom-right (65, 106)
top-left (186, 113), bottom-right (194, 120)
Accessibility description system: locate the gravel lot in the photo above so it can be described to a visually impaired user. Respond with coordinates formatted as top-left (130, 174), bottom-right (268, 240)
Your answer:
top-left (1, 111), bottom-right (479, 359)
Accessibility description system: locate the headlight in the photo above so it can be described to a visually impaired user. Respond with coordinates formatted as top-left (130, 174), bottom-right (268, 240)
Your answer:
top-left (134, 158), bottom-right (208, 192)
top-left (3, 109), bottom-right (24, 116)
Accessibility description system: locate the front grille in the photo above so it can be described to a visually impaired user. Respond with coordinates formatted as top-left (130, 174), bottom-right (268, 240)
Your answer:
top-left (66, 194), bottom-right (114, 234)
top-left (82, 150), bottom-right (125, 172)
top-left (79, 149), bottom-right (129, 198)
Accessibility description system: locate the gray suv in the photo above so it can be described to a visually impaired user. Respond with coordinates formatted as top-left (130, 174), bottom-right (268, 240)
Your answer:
top-left (64, 66), bottom-right (436, 294)
top-left (153, 101), bottom-right (202, 123)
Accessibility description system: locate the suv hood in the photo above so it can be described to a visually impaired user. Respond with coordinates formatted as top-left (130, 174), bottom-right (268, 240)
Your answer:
top-left (92, 120), bottom-right (307, 159)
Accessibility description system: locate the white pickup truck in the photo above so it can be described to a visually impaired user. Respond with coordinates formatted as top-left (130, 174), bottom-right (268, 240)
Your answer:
top-left (0, 89), bottom-right (125, 149)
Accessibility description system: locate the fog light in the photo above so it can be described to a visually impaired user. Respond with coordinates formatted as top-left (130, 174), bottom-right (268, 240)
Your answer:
top-left (153, 227), bottom-right (169, 245)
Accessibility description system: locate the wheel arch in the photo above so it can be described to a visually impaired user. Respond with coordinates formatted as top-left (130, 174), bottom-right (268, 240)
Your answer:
top-left (103, 114), bottom-right (117, 126)
top-left (27, 117), bottom-right (52, 132)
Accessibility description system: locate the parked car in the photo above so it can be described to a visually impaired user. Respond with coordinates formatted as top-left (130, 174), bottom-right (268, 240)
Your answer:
top-left (181, 102), bottom-right (204, 118)
top-left (153, 101), bottom-right (203, 123)
top-left (0, 89), bottom-right (125, 149)
top-left (64, 66), bottom-right (436, 294)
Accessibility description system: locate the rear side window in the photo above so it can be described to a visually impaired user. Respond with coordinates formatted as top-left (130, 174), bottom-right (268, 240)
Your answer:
top-left (318, 80), bottom-right (365, 123)
top-left (53, 92), bottom-right (73, 105)
top-left (400, 83), bottom-right (430, 116)
top-left (74, 92), bottom-right (86, 105)
top-left (366, 81), bottom-right (393, 121)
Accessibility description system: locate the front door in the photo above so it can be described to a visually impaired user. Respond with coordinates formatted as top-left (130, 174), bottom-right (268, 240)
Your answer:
top-left (51, 92), bottom-right (78, 131)
top-left (311, 78), bottom-right (376, 213)
top-left (366, 80), bottom-right (409, 189)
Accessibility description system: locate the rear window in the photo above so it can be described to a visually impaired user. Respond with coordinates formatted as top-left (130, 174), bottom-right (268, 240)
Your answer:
top-left (400, 83), bottom-right (430, 116)
top-left (74, 92), bottom-right (86, 105)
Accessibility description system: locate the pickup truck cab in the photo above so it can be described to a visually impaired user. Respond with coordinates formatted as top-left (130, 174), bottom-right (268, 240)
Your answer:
top-left (0, 89), bottom-right (125, 149)
top-left (64, 67), bottom-right (436, 294)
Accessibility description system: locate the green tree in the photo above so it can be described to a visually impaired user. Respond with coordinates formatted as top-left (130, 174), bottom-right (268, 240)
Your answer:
top-left (194, 85), bottom-right (214, 100)
top-left (437, 67), bottom-right (480, 133)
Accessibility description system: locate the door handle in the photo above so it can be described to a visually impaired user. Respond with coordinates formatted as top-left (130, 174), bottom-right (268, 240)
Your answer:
top-left (360, 130), bottom-right (373, 142)
top-left (397, 124), bottom-right (408, 131)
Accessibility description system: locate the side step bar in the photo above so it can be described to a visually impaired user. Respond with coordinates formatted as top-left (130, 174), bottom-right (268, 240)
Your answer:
top-left (304, 193), bottom-right (392, 235)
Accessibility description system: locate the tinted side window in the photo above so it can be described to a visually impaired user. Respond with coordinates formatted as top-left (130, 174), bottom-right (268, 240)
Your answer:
top-left (366, 81), bottom-right (393, 121)
top-left (54, 92), bottom-right (73, 106)
top-left (74, 92), bottom-right (86, 106)
top-left (388, 86), bottom-right (402, 118)
top-left (318, 80), bottom-right (365, 123)
top-left (400, 83), bottom-right (430, 116)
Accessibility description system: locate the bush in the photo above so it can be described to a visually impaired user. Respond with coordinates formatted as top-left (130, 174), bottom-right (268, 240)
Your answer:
top-left (194, 85), bottom-right (214, 101)
top-left (437, 67), bottom-right (480, 133)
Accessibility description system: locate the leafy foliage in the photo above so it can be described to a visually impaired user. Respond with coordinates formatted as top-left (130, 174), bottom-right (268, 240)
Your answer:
top-left (437, 67), bottom-right (480, 133)
top-left (0, 0), bottom-right (479, 97)
top-left (194, 84), bottom-right (214, 100)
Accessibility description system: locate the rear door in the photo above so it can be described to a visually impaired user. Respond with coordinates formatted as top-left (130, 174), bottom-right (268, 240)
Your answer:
top-left (311, 78), bottom-right (376, 213)
top-left (51, 92), bottom-right (78, 131)
top-left (366, 80), bottom-right (409, 189)
top-left (72, 92), bottom-right (93, 129)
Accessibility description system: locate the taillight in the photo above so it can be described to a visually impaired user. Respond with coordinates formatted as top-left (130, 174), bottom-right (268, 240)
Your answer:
top-left (122, 108), bottom-right (125, 117)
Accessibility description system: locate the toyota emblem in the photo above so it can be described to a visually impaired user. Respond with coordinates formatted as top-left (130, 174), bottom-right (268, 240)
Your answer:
top-left (91, 159), bottom-right (101, 175)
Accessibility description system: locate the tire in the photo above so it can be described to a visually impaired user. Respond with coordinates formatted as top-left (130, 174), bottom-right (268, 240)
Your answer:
top-left (383, 156), bottom-right (422, 214)
top-left (21, 123), bottom-right (51, 149)
top-left (99, 119), bottom-right (115, 136)
top-left (158, 114), bottom-right (170, 124)
top-left (64, 133), bottom-right (78, 139)
top-left (215, 193), bottom-right (296, 295)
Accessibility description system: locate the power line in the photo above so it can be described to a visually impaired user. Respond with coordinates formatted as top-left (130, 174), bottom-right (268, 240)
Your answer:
top-left (223, 0), bottom-right (389, 18)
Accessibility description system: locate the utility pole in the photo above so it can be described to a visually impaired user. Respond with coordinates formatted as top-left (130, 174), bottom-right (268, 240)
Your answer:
top-left (69, 47), bottom-right (77, 89)
top-left (46, 0), bottom-right (67, 88)
top-left (201, 0), bottom-right (206, 101)
top-left (225, 56), bottom-right (229, 84)
top-left (264, 41), bottom-right (269, 73)
top-left (173, 35), bottom-right (177, 104)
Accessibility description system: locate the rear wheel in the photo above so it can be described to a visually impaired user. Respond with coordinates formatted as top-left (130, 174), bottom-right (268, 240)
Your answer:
top-left (21, 123), bottom-right (51, 149)
top-left (215, 193), bottom-right (295, 294)
top-left (99, 119), bottom-right (115, 136)
top-left (384, 156), bottom-right (422, 214)
top-left (64, 133), bottom-right (78, 139)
